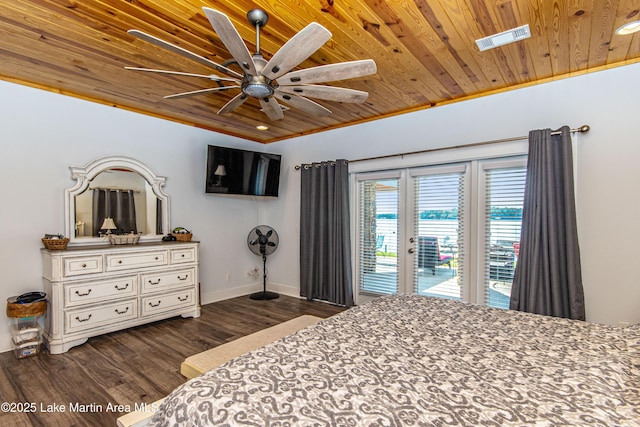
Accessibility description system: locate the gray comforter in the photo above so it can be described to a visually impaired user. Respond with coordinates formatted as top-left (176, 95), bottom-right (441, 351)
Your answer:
top-left (149, 295), bottom-right (640, 426)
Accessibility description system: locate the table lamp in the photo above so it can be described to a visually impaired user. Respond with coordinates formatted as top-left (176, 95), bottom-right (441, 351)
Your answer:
top-left (214, 164), bottom-right (227, 186)
top-left (101, 217), bottom-right (117, 235)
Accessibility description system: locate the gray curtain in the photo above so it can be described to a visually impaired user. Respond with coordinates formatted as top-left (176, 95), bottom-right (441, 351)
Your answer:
top-left (510, 126), bottom-right (585, 320)
top-left (92, 189), bottom-right (137, 236)
top-left (300, 160), bottom-right (354, 307)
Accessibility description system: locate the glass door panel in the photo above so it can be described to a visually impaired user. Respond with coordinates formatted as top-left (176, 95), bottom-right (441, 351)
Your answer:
top-left (482, 165), bottom-right (526, 309)
top-left (357, 177), bottom-right (400, 297)
top-left (410, 168), bottom-right (465, 301)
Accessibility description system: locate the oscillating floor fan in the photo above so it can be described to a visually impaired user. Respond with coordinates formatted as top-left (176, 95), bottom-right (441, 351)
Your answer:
top-left (247, 225), bottom-right (279, 300)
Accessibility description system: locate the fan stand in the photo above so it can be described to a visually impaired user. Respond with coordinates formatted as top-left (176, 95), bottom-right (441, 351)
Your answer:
top-left (250, 253), bottom-right (279, 300)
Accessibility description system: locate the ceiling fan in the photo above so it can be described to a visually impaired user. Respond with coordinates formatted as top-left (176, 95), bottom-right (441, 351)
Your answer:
top-left (126, 7), bottom-right (377, 121)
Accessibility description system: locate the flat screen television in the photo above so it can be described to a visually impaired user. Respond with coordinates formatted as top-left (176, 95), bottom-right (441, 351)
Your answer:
top-left (205, 145), bottom-right (282, 197)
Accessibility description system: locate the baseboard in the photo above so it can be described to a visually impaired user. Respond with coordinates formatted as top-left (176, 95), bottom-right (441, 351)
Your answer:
top-left (200, 282), bottom-right (300, 305)
top-left (200, 283), bottom-right (262, 305)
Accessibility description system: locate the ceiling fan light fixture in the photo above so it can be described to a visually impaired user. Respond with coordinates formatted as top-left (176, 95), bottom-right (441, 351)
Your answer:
top-left (615, 20), bottom-right (640, 35)
top-left (243, 82), bottom-right (274, 98)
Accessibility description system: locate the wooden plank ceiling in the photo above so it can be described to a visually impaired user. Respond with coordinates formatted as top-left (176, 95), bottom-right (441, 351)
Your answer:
top-left (1, 1), bottom-right (639, 143)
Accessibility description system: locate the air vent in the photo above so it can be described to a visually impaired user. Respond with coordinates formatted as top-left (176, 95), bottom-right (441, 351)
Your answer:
top-left (475, 24), bottom-right (531, 51)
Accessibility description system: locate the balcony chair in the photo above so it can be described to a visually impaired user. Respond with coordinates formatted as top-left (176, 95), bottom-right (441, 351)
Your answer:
top-left (417, 236), bottom-right (453, 275)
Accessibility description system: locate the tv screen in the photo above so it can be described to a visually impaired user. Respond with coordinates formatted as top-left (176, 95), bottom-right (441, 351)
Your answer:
top-left (205, 145), bottom-right (281, 197)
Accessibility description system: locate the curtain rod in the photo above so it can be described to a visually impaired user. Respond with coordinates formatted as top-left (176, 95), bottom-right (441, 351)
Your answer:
top-left (294, 125), bottom-right (590, 170)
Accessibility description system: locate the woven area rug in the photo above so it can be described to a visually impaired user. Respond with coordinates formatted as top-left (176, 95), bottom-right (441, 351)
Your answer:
top-left (180, 314), bottom-right (323, 379)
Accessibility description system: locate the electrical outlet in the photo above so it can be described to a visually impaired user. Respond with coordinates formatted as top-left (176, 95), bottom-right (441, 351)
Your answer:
top-left (248, 266), bottom-right (259, 279)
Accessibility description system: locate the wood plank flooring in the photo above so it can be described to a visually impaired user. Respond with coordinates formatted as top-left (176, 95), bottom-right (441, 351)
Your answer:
top-left (0, 295), bottom-right (346, 426)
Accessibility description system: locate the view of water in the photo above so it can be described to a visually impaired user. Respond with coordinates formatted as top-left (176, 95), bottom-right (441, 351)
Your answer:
top-left (375, 219), bottom-right (522, 254)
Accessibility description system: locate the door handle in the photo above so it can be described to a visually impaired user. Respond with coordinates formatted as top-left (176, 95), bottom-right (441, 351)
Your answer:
top-left (409, 237), bottom-right (415, 243)
top-left (408, 248), bottom-right (415, 254)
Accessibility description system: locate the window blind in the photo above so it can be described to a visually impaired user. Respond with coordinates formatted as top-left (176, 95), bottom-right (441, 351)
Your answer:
top-left (412, 171), bottom-right (464, 301)
top-left (483, 166), bottom-right (526, 309)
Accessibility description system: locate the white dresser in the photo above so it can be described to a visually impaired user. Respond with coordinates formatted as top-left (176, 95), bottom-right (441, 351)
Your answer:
top-left (42, 241), bottom-right (200, 354)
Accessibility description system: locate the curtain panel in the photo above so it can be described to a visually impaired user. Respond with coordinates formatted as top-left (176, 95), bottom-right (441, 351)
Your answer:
top-left (510, 126), bottom-right (585, 320)
top-left (92, 189), bottom-right (137, 236)
top-left (300, 160), bottom-right (354, 307)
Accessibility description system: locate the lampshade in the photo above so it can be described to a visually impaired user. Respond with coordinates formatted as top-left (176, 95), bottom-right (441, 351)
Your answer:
top-left (214, 165), bottom-right (227, 176)
top-left (101, 217), bottom-right (117, 230)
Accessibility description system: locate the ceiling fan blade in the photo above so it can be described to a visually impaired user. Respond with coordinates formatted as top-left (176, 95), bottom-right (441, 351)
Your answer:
top-left (262, 23), bottom-right (331, 80)
top-left (124, 67), bottom-right (240, 83)
top-left (278, 85), bottom-right (369, 103)
top-left (259, 97), bottom-right (284, 120)
top-left (164, 86), bottom-right (240, 100)
top-left (218, 93), bottom-right (248, 115)
top-left (274, 92), bottom-right (331, 117)
top-left (203, 7), bottom-right (258, 76)
top-left (128, 29), bottom-right (243, 79)
top-left (278, 60), bottom-right (377, 86)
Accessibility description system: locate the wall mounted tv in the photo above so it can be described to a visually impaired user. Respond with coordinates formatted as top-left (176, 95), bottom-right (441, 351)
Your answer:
top-left (205, 145), bottom-right (282, 197)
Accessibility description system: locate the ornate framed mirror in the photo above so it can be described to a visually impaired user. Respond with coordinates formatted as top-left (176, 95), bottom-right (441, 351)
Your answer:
top-left (65, 156), bottom-right (170, 246)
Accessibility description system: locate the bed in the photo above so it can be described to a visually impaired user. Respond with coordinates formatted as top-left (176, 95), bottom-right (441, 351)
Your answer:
top-left (145, 295), bottom-right (640, 426)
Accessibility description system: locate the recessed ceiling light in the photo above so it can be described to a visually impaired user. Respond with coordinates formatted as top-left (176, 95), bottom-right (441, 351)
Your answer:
top-left (256, 125), bottom-right (269, 131)
top-left (615, 20), bottom-right (640, 35)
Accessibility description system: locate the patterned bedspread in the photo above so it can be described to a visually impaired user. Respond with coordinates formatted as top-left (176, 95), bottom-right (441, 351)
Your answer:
top-left (149, 295), bottom-right (640, 426)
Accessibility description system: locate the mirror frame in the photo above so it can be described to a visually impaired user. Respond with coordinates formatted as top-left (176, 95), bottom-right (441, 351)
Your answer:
top-left (65, 156), bottom-right (170, 246)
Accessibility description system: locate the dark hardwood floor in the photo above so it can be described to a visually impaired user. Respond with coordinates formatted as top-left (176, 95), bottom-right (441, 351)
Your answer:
top-left (0, 295), bottom-right (346, 426)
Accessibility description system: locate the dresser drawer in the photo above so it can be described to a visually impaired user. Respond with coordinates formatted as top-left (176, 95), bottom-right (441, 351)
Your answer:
top-left (170, 247), bottom-right (197, 264)
top-left (141, 268), bottom-right (195, 293)
top-left (65, 276), bottom-right (137, 307)
top-left (65, 299), bottom-right (137, 334)
top-left (64, 256), bottom-right (103, 277)
top-left (106, 250), bottom-right (167, 271)
top-left (141, 289), bottom-right (195, 316)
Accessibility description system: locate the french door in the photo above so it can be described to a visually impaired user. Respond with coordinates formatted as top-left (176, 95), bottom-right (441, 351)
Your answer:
top-left (354, 158), bottom-right (526, 307)
top-left (355, 165), bottom-right (468, 303)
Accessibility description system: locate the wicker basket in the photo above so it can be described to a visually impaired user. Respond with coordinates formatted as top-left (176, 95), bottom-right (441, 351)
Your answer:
top-left (41, 238), bottom-right (69, 250)
top-left (6, 300), bottom-right (47, 318)
top-left (109, 234), bottom-right (140, 245)
top-left (172, 233), bottom-right (193, 242)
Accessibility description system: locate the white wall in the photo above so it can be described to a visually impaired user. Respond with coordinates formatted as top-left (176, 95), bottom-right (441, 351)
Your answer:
top-left (0, 81), bottom-right (277, 352)
top-left (1, 62), bottom-right (638, 354)
top-left (267, 62), bottom-right (640, 326)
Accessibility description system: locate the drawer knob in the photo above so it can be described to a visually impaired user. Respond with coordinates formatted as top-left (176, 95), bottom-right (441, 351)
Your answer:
top-left (114, 283), bottom-right (129, 291)
top-left (155, 257), bottom-right (159, 260)
top-left (115, 307), bottom-right (129, 315)
top-left (177, 274), bottom-right (188, 281)
top-left (118, 260), bottom-right (123, 264)
top-left (82, 263), bottom-right (87, 268)
top-left (181, 254), bottom-right (185, 258)
top-left (148, 279), bottom-right (161, 285)
top-left (178, 295), bottom-right (189, 302)
top-left (75, 314), bottom-right (92, 323)
top-left (149, 301), bottom-right (161, 308)
top-left (75, 289), bottom-right (92, 297)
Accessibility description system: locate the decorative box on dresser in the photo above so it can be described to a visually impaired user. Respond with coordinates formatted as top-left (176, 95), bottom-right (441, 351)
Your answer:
top-left (42, 241), bottom-right (200, 354)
